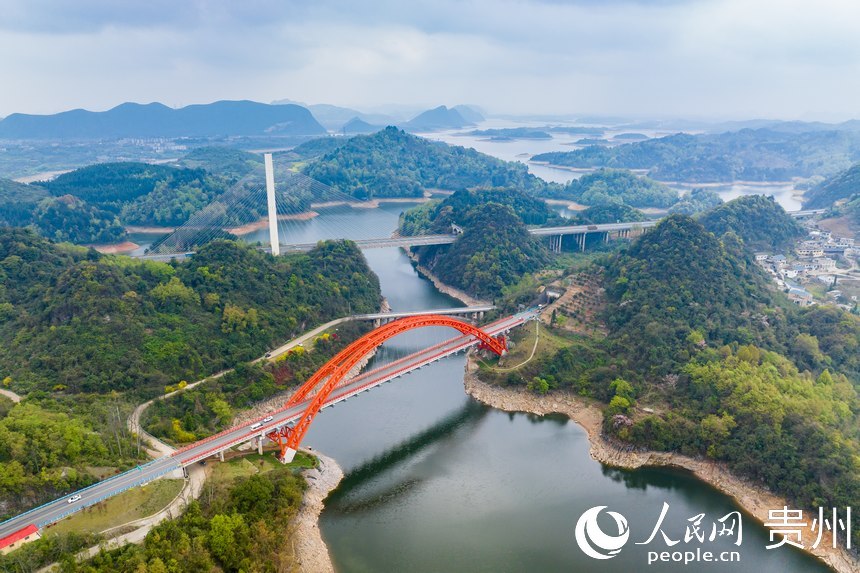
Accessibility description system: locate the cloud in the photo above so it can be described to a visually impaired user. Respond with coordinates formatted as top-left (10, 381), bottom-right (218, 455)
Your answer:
top-left (0, 0), bottom-right (858, 120)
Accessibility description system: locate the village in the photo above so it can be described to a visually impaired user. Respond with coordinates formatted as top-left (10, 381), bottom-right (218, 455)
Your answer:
top-left (755, 222), bottom-right (859, 311)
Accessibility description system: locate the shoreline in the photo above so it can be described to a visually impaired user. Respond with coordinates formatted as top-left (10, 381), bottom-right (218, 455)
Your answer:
top-left (91, 240), bottom-right (140, 254)
top-left (227, 212), bottom-right (320, 236)
top-left (462, 359), bottom-right (857, 573)
top-left (404, 249), bottom-right (490, 306)
top-left (293, 449), bottom-right (343, 573)
top-left (527, 161), bottom-right (799, 187)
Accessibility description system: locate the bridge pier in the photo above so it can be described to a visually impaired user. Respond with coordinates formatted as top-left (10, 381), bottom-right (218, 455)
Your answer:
top-left (548, 234), bottom-right (563, 253)
top-left (578, 233), bottom-right (586, 252)
top-left (281, 447), bottom-right (297, 464)
top-left (257, 436), bottom-right (264, 455)
top-left (219, 450), bottom-right (225, 462)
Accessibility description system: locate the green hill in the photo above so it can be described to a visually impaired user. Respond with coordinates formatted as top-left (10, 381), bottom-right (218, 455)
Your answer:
top-left (0, 229), bottom-right (380, 395)
top-left (425, 203), bottom-right (549, 299)
top-left (549, 168), bottom-right (678, 208)
top-left (43, 162), bottom-right (246, 228)
top-left (698, 195), bottom-right (804, 251)
top-left (399, 187), bottom-right (564, 236)
top-left (804, 162), bottom-right (860, 209)
top-left (604, 215), bottom-right (780, 373)
top-left (0, 178), bottom-right (50, 227)
top-left (302, 127), bottom-right (552, 199)
top-left (177, 147), bottom-right (263, 179)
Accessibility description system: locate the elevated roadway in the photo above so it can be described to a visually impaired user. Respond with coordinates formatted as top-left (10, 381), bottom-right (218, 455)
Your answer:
top-left (0, 309), bottom-right (536, 541)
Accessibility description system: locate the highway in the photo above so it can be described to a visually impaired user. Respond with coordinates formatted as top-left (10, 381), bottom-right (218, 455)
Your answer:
top-left (0, 310), bottom-right (536, 541)
top-left (136, 209), bottom-right (822, 261)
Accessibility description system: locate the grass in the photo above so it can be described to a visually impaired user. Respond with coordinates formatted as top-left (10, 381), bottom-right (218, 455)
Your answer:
top-left (479, 320), bottom-right (573, 375)
top-left (211, 451), bottom-right (318, 483)
top-left (50, 479), bottom-right (184, 536)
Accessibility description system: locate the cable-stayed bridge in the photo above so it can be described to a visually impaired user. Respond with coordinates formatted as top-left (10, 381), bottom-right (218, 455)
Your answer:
top-left (136, 153), bottom-right (825, 260)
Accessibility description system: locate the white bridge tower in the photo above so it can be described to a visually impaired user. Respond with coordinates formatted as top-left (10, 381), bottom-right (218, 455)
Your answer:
top-left (264, 153), bottom-right (280, 256)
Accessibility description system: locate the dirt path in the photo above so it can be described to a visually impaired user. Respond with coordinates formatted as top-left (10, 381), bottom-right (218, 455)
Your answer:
top-left (462, 359), bottom-right (857, 573)
top-left (37, 464), bottom-right (210, 573)
top-left (0, 388), bottom-right (22, 403)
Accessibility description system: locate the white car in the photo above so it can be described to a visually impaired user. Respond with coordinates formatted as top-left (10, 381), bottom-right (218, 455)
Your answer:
top-left (262, 416), bottom-right (274, 423)
top-left (67, 494), bottom-right (82, 504)
top-left (250, 422), bottom-right (263, 430)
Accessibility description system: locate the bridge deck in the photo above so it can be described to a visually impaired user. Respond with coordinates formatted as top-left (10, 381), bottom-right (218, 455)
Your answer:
top-left (0, 310), bottom-right (537, 540)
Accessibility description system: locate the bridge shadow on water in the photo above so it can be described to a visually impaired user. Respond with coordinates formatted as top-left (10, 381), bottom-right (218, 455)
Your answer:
top-left (324, 400), bottom-right (489, 514)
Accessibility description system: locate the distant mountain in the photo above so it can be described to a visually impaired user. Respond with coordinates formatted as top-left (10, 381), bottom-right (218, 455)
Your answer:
top-left (532, 128), bottom-right (860, 183)
top-left (271, 99), bottom-right (396, 130)
top-left (340, 117), bottom-right (381, 134)
top-left (452, 105), bottom-right (485, 123)
top-left (402, 106), bottom-right (474, 132)
top-left (804, 163), bottom-right (860, 209)
top-left (0, 100), bottom-right (326, 140)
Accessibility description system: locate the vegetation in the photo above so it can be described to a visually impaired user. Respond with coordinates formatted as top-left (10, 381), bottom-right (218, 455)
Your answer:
top-left (0, 229), bottom-right (380, 395)
top-left (0, 179), bottom-right (124, 244)
top-left (31, 195), bottom-right (125, 244)
top-left (39, 457), bottom-right (312, 572)
top-left (49, 479), bottom-right (184, 536)
top-left (176, 147), bottom-right (263, 179)
top-left (484, 213), bottom-right (860, 543)
top-left (303, 127), bottom-right (553, 199)
top-left (547, 169), bottom-right (679, 208)
top-left (0, 394), bottom-right (143, 518)
top-left (419, 203), bottom-right (549, 299)
top-left (399, 187), bottom-right (564, 236)
top-left (667, 188), bottom-right (723, 215)
top-left (44, 162), bottom-right (237, 228)
top-left (565, 203), bottom-right (647, 225)
top-left (804, 162), bottom-right (860, 209)
top-left (532, 129), bottom-right (860, 182)
top-left (698, 195), bottom-right (804, 251)
top-left (142, 322), bottom-right (371, 443)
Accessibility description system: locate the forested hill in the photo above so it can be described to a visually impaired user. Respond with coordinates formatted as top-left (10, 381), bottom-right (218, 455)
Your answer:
top-left (0, 100), bottom-right (326, 139)
top-left (586, 215), bottom-right (860, 527)
top-left (302, 126), bottom-right (553, 198)
top-left (604, 215), bottom-right (781, 373)
top-left (531, 128), bottom-right (860, 182)
top-left (399, 187), bottom-right (565, 236)
top-left (0, 229), bottom-right (381, 395)
top-left (548, 168), bottom-right (679, 208)
top-left (423, 203), bottom-right (549, 299)
top-left (804, 162), bottom-right (860, 209)
top-left (698, 195), bottom-right (804, 251)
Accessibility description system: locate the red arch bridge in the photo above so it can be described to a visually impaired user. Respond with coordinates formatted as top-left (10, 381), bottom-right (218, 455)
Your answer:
top-left (0, 309), bottom-right (538, 543)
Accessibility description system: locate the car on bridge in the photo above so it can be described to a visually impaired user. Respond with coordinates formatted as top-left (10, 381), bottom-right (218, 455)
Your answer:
top-left (67, 495), bottom-right (81, 504)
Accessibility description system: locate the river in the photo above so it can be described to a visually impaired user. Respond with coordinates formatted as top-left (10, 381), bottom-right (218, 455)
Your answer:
top-left (235, 204), bottom-right (830, 572)
top-left (418, 124), bottom-right (805, 210)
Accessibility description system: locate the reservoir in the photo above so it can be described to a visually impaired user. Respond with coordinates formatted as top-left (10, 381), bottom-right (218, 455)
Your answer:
top-left (239, 204), bottom-right (830, 572)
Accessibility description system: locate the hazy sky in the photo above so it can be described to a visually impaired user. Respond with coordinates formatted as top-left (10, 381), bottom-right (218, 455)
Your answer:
top-left (1, 0), bottom-right (859, 120)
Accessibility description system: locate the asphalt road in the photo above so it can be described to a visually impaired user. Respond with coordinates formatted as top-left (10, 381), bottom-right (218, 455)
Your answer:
top-left (0, 310), bottom-right (536, 541)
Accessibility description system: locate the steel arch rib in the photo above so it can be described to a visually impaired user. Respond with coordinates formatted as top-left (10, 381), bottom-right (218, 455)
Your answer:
top-left (268, 315), bottom-right (506, 461)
